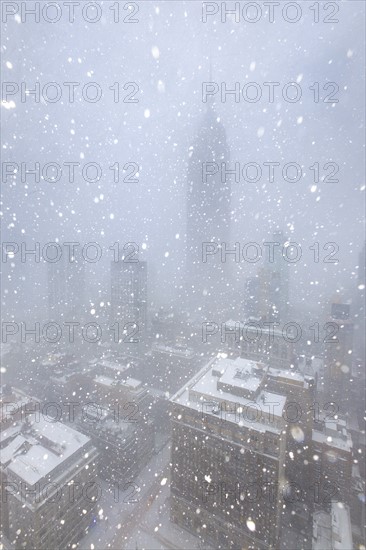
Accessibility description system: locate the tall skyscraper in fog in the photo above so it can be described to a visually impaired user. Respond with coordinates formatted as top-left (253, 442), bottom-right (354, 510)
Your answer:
top-left (48, 254), bottom-right (85, 321)
top-left (110, 260), bottom-right (147, 347)
top-left (185, 103), bottom-right (231, 318)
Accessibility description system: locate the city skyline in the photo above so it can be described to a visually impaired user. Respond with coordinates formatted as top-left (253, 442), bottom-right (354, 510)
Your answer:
top-left (1, 2), bottom-right (365, 549)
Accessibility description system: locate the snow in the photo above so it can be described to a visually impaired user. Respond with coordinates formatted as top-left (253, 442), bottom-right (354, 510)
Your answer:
top-left (6, 419), bottom-right (90, 485)
top-left (172, 356), bottom-right (286, 432)
top-left (1, 2), bottom-right (364, 548)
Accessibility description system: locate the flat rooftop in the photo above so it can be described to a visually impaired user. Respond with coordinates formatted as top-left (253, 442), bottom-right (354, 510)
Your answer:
top-left (152, 343), bottom-right (195, 358)
top-left (94, 374), bottom-right (115, 387)
top-left (313, 503), bottom-right (353, 550)
top-left (172, 356), bottom-right (286, 433)
top-left (94, 375), bottom-right (143, 391)
top-left (268, 367), bottom-right (308, 386)
top-left (312, 428), bottom-right (352, 453)
top-left (97, 359), bottom-right (131, 371)
top-left (331, 502), bottom-right (353, 550)
top-left (5, 418), bottom-right (90, 486)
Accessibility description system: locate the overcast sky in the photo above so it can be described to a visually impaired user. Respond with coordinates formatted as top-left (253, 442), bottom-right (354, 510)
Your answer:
top-left (2, 1), bottom-right (365, 317)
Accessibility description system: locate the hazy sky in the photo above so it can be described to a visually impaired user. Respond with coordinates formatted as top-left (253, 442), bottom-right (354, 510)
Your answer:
top-left (2, 1), bottom-right (365, 315)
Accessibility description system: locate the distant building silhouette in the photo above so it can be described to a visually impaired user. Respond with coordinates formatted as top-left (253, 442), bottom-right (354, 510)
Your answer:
top-left (48, 253), bottom-right (85, 321)
top-left (185, 104), bottom-right (231, 318)
top-left (110, 260), bottom-right (147, 350)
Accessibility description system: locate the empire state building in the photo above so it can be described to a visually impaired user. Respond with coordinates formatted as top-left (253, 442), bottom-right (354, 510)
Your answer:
top-left (185, 103), bottom-right (232, 319)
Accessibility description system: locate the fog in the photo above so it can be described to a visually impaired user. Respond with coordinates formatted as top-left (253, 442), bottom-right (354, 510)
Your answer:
top-left (2, 1), bottom-right (365, 318)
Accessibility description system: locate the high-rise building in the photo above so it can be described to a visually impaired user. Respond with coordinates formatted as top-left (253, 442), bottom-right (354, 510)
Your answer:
top-left (223, 318), bottom-right (295, 370)
top-left (151, 307), bottom-right (177, 344)
top-left (170, 356), bottom-right (288, 549)
top-left (312, 419), bottom-right (353, 510)
top-left (324, 302), bottom-right (354, 405)
top-left (147, 342), bottom-right (198, 393)
top-left (244, 231), bottom-right (290, 323)
top-left (110, 260), bottom-right (147, 350)
top-left (48, 254), bottom-right (85, 322)
top-left (266, 367), bottom-right (315, 530)
top-left (261, 230), bottom-right (290, 322)
top-left (245, 277), bottom-right (260, 318)
top-left (185, 104), bottom-right (231, 319)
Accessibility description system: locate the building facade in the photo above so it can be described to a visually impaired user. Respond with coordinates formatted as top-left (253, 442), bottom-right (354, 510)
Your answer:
top-left (224, 318), bottom-right (295, 370)
top-left (324, 302), bottom-right (354, 405)
top-left (170, 356), bottom-right (288, 549)
top-left (1, 418), bottom-right (99, 550)
top-left (48, 253), bottom-right (85, 322)
top-left (110, 260), bottom-right (147, 351)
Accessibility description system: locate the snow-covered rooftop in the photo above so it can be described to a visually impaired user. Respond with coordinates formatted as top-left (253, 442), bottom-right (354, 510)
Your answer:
top-left (94, 374), bottom-right (143, 392)
top-left (5, 419), bottom-right (91, 486)
top-left (313, 502), bottom-right (353, 550)
top-left (171, 356), bottom-right (286, 433)
top-left (95, 359), bottom-right (131, 373)
top-left (124, 377), bottom-right (142, 389)
top-left (312, 425), bottom-right (352, 453)
top-left (94, 374), bottom-right (115, 387)
top-left (152, 343), bottom-right (195, 358)
top-left (268, 367), bottom-right (307, 385)
top-left (331, 502), bottom-right (353, 550)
